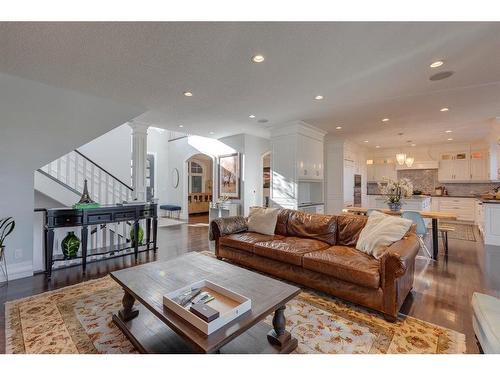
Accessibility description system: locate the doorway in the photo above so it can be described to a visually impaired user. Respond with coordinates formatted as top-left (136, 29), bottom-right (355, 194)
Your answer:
top-left (262, 152), bottom-right (271, 207)
top-left (186, 154), bottom-right (213, 224)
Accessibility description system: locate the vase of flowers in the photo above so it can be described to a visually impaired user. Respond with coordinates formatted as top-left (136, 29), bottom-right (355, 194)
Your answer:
top-left (378, 177), bottom-right (413, 212)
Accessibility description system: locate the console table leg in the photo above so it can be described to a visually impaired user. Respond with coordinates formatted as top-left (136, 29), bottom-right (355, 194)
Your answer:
top-left (267, 305), bottom-right (297, 353)
top-left (133, 220), bottom-right (139, 261)
top-left (118, 289), bottom-right (139, 321)
top-left (45, 228), bottom-right (54, 279)
top-left (145, 218), bottom-right (151, 250)
top-left (152, 217), bottom-right (158, 254)
top-left (81, 225), bottom-right (88, 274)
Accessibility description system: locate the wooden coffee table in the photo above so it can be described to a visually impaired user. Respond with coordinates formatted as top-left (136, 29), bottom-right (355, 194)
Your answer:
top-left (110, 252), bottom-right (301, 354)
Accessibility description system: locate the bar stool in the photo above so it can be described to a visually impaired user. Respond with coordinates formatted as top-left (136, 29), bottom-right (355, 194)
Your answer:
top-left (434, 222), bottom-right (455, 258)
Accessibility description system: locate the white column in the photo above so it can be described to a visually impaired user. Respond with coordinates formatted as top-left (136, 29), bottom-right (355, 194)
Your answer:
top-left (130, 122), bottom-right (149, 201)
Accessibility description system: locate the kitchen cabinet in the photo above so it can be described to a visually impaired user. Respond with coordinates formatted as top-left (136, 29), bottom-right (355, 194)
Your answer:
top-left (432, 197), bottom-right (476, 222)
top-left (438, 150), bottom-right (492, 182)
top-left (343, 159), bottom-right (355, 206)
top-left (297, 134), bottom-right (324, 180)
top-left (366, 162), bottom-right (396, 182)
top-left (470, 150), bottom-right (489, 181)
top-left (475, 199), bottom-right (484, 236)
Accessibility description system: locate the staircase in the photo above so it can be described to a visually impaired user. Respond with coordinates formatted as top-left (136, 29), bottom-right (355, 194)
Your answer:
top-left (36, 149), bottom-right (133, 205)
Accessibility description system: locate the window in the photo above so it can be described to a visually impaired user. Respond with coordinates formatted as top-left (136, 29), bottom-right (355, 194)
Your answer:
top-left (190, 162), bottom-right (203, 174)
top-left (191, 176), bottom-right (202, 193)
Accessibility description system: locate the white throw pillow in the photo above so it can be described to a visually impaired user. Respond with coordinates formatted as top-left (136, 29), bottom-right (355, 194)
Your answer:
top-left (247, 207), bottom-right (279, 236)
top-left (356, 211), bottom-right (412, 259)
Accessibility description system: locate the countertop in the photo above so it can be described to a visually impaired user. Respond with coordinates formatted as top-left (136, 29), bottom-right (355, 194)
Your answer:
top-left (481, 199), bottom-right (500, 204)
top-left (367, 193), bottom-right (481, 198)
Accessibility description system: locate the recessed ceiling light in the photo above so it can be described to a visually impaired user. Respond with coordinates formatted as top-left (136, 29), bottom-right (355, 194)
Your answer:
top-left (183, 91), bottom-right (193, 97)
top-left (249, 114), bottom-right (256, 118)
top-left (375, 145), bottom-right (380, 148)
top-left (430, 60), bottom-right (444, 68)
top-left (363, 140), bottom-right (369, 143)
top-left (209, 131), bottom-right (214, 135)
top-left (411, 144), bottom-right (416, 147)
top-left (179, 125), bottom-right (184, 128)
top-left (382, 118), bottom-right (390, 122)
top-left (335, 126), bottom-right (342, 130)
top-left (314, 95), bottom-right (324, 100)
top-left (447, 138), bottom-right (453, 141)
top-left (440, 107), bottom-right (449, 112)
top-left (445, 130), bottom-right (453, 133)
top-left (251, 55), bottom-right (265, 63)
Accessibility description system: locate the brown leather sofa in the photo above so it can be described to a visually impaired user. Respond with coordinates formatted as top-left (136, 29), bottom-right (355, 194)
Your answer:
top-left (210, 209), bottom-right (420, 321)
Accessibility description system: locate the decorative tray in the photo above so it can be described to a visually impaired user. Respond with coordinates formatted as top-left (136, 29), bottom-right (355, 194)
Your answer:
top-left (163, 280), bottom-right (251, 335)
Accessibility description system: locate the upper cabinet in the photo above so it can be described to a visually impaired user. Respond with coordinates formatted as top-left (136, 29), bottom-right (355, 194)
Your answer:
top-left (297, 134), bottom-right (324, 180)
top-left (438, 150), bottom-right (492, 182)
top-left (367, 161), bottom-right (397, 182)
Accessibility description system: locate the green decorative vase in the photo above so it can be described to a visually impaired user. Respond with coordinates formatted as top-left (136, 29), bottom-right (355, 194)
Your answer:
top-left (61, 231), bottom-right (80, 259)
top-left (130, 226), bottom-right (144, 247)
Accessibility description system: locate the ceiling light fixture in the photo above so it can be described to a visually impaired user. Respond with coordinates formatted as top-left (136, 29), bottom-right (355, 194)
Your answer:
top-left (314, 95), bottom-right (324, 100)
top-left (440, 107), bottom-right (449, 112)
top-left (251, 55), bottom-right (265, 63)
top-left (447, 138), bottom-right (453, 141)
top-left (179, 125), bottom-right (184, 128)
top-left (445, 130), bottom-right (453, 133)
top-left (396, 153), bottom-right (407, 165)
top-left (382, 118), bottom-right (390, 122)
top-left (209, 132), bottom-right (214, 135)
top-left (411, 144), bottom-right (416, 147)
top-left (335, 126), bottom-right (342, 130)
top-left (363, 140), bottom-right (369, 143)
top-left (430, 60), bottom-right (444, 68)
top-left (249, 114), bottom-right (256, 118)
top-left (375, 145), bottom-right (381, 148)
top-left (183, 91), bottom-right (193, 97)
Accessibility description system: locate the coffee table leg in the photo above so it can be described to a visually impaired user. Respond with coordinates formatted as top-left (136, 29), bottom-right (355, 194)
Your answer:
top-left (118, 289), bottom-right (139, 322)
top-left (267, 305), bottom-right (297, 352)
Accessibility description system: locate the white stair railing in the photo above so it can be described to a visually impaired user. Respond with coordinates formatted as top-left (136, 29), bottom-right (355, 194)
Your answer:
top-left (38, 149), bottom-right (133, 205)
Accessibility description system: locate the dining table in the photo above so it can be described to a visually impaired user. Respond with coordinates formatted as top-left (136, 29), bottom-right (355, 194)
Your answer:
top-left (342, 207), bottom-right (458, 260)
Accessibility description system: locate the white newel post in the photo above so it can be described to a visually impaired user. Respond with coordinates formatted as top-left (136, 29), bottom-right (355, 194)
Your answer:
top-left (130, 122), bottom-right (149, 201)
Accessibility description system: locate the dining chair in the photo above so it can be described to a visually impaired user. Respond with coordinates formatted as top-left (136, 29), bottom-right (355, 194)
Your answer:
top-left (401, 211), bottom-right (432, 259)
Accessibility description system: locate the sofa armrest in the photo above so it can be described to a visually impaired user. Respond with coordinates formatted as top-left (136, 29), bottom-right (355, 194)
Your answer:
top-left (381, 232), bottom-right (420, 280)
top-left (209, 216), bottom-right (248, 242)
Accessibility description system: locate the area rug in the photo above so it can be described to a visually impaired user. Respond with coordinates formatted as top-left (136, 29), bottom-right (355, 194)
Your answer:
top-left (4, 276), bottom-right (465, 354)
top-left (436, 223), bottom-right (476, 242)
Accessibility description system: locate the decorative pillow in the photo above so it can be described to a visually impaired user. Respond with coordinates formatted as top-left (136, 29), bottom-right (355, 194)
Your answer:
top-left (247, 207), bottom-right (279, 236)
top-left (355, 211), bottom-right (413, 259)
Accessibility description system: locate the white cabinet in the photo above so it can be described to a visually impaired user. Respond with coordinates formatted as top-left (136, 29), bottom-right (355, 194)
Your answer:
top-left (470, 150), bottom-right (489, 181)
top-left (367, 162), bottom-right (396, 182)
top-left (438, 150), bottom-right (491, 182)
top-left (475, 200), bottom-right (484, 236)
top-left (297, 134), bottom-right (324, 180)
top-left (433, 197), bottom-right (475, 222)
top-left (343, 159), bottom-right (355, 206)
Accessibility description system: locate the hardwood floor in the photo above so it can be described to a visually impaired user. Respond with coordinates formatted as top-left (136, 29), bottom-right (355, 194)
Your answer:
top-left (1, 223), bottom-right (499, 353)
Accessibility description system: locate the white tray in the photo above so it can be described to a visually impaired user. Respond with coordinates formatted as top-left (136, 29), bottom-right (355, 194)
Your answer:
top-left (163, 280), bottom-right (251, 335)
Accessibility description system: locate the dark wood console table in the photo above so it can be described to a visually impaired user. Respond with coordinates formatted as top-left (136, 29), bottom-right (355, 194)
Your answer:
top-left (44, 203), bottom-right (157, 278)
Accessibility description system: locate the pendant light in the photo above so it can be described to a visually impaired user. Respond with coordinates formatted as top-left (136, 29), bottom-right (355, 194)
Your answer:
top-left (396, 152), bottom-right (407, 165)
top-left (404, 156), bottom-right (415, 167)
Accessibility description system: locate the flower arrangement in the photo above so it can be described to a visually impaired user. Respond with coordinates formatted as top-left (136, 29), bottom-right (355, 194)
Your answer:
top-left (378, 177), bottom-right (413, 210)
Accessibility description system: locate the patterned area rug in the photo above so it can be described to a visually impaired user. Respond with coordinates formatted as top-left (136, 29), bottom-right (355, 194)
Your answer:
top-left (436, 223), bottom-right (476, 242)
top-left (5, 276), bottom-right (465, 354)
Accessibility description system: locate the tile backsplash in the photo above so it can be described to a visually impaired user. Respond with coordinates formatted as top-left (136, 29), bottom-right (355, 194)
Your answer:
top-left (367, 169), bottom-right (500, 196)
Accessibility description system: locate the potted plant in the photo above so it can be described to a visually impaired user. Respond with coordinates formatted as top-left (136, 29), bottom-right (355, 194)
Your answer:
top-left (378, 177), bottom-right (413, 211)
top-left (0, 217), bottom-right (15, 282)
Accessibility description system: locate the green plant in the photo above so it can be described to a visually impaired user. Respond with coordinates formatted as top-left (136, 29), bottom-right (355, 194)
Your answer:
top-left (130, 226), bottom-right (144, 246)
top-left (0, 217), bottom-right (15, 248)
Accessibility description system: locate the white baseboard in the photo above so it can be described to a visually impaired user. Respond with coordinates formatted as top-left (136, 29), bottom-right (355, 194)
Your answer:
top-left (0, 260), bottom-right (33, 282)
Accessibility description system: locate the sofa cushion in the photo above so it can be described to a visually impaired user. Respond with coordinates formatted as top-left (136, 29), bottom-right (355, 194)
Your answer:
top-left (219, 232), bottom-right (284, 253)
top-left (254, 237), bottom-right (329, 266)
top-left (247, 207), bottom-right (280, 235)
top-left (472, 292), bottom-right (500, 354)
top-left (286, 211), bottom-right (338, 245)
top-left (275, 209), bottom-right (292, 236)
top-left (302, 246), bottom-right (381, 289)
top-left (337, 215), bottom-right (368, 246)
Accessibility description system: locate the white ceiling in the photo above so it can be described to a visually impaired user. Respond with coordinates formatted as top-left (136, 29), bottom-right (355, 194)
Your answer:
top-left (1, 22), bottom-right (499, 148)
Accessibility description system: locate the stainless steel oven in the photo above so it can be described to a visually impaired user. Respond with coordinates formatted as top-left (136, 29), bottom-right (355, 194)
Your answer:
top-left (354, 174), bottom-right (362, 207)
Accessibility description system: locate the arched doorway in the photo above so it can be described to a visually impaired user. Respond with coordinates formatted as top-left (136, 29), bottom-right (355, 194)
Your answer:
top-left (186, 153), bottom-right (214, 224)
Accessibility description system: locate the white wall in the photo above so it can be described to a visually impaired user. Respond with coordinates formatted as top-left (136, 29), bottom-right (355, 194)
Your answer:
top-left (147, 128), bottom-right (170, 205)
top-left (0, 73), bottom-right (143, 281)
top-left (78, 123), bottom-right (132, 185)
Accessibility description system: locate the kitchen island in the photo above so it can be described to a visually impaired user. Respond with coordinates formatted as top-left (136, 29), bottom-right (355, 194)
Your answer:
top-left (482, 200), bottom-right (500, 246)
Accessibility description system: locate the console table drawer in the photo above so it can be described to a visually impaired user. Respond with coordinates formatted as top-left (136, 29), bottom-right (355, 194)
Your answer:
top-left (54, 215), bottom-right (83, 226)
top-left (140, 209), bottom-right (153, 217)
top-left (114, 211), bottom-right (136, 220)
top-left (87, 213), bottom-right (112, 223)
